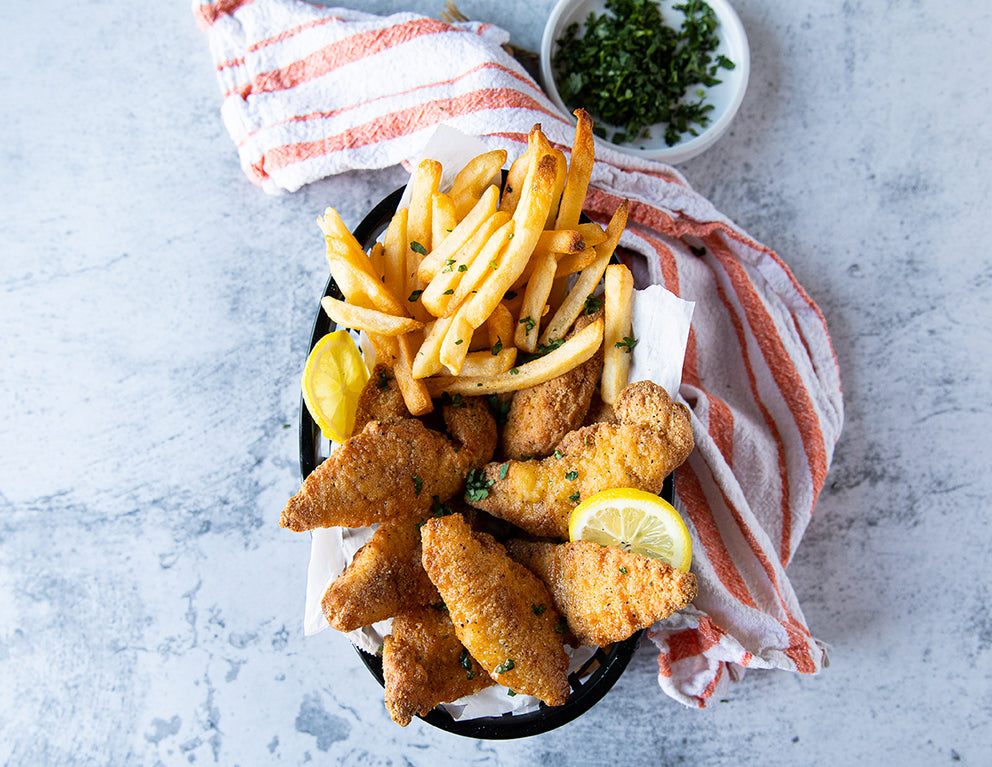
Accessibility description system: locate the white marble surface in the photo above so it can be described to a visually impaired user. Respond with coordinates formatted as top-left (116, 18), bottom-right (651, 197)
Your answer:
top-left (2, 1), bottom-right (990, 764)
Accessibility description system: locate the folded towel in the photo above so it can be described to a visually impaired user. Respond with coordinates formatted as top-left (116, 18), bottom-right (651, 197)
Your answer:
top-left (195, 0), bottom-right (843, 708)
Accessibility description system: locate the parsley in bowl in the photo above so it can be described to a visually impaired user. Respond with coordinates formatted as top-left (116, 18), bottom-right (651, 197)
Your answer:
top-left (540, 0), bottom-right (750, 163)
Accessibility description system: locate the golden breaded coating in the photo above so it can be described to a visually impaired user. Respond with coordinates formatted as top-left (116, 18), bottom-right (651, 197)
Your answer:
top-left (441, 395), bottom-right (498, 468)
top-left (353, 364), bottom-right (409, 434)
top-left (507, 539), bottom-right (697, 646)
top-left (382, 605), bottom-right (494, 726)
top-left (500, 313), bottom-right (604, 460)
top-left (420, 514), bottom-right (571, 706)
top-left (467, 381), bottom-right (694, 539)
top-left (321, 518), bottom-right (439, 632)
top-left (280, 419), bottom-right (474, 531)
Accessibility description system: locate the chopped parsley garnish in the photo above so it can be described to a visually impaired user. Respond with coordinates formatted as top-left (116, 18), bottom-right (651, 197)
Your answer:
top-left (509, 367), bottom-right (519, 375)
top-left (620, 566), bottom-right (629, 574)
top-left (441, 392), bottom-right (466, 408)
top-left (457, 264), bottom-right (468, 272)
top-left (376, 369), bottom-right (393, 390)
top-left (494, 659), bottom-right (515, 674)
top-left (507, 689), bottom-right (517, 697)
top-left (429, 496), bottom-right (452, 517)
top-left (565, 470), bottom-right (578, 481)
top-left (615, 336), bottom-right (638, 353)
top-left (431, 601), bottom-right (448, 611)
top-left (412, 475), bottom-right (423, 495)
top-left (443, 288), bottom-right (454, 295)
top-left (410, 241), bottom-right (427, 256)
top-left (569, 491), bottom-right (581, 503)
top-left (459, 648), bottom-right (476, 679)
top-left (553, 449), bottom-right (564, 460)
top-left (408, 289), bottom-right (423, 302)
top-left (554, 618), bottom-right (568, 634)
top-left (518, 316), bottom-right (536, 333)
top-left (518, 338), bottom-right (565, 364)
top-left (499, 462), bottom-right (510, 480)
top-left (491, 337), bottom-right (503, 356)
top-left (532, 603), bottom-right (547, 615)
top-left (583, 293), bottom-right (604, 315)
top-left (465, 468), bottom-right (494, 502)
top-left (454, 338), bottom-right (463, 345)
top-left (487, 394), bottom-right (511, 425)
top-left (441, 258), bottom-right (456, 273)
top-left (552, 0), bottom-right (735, 146)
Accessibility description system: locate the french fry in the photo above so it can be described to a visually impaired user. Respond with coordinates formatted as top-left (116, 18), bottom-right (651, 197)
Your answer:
top-left (382, 208), bottom-right (408, 304)
top-left (443, 218), bottom-right (515, 315)
top-left (369, 332), bottom-right (432, 415)
top-left (411, 315), bottom-right (454, 379)
top-left (368, 241), bottom-right (385, 282)
top-left (498, 125), bottom-right (541, 214)
top-left (325, 238), bottom-right (406, 316)
top-left (420, 210), bottom-right (510, 318)
top-left (554, 245), bottom-right (599, 277)
top-left (577, 222), bottom-right (607, 247)
top-left (317, 208), bottom-right (366, 260)
top-left (458, 345), bottom-right (518, 376)
top-left (427, 316), bottom-right (603, 396)
top-left (394, 332), bottom-right (433, 415)
top-left (555, 108), bottom-right (595, 230)
top-left (514, 252), bottom-right (557, 353)
top-left (417, 185), bottom-right (500, 282)
top-left (601, 263), bottom-right (635, 404)
top-left (544, 148), bottom-right (568, 229)
top-left (405, 160), bottom-right (442, 311)
top-left (431, 192), bottom-right (457, 249)
top-left (485, 302), bottom-right (514, 349)
top-left (539, 199), bottom-right (628, 345)
top-left (461, 152), bottom-right (559, 329)
top-left (450, 149), bottom-right (507, 219)
top-left (533, 228), bottom-right (586, 256)
top-left (439, 311), bottom-right (475, 374)
top-left (320, 296), bottom-right (424, 336)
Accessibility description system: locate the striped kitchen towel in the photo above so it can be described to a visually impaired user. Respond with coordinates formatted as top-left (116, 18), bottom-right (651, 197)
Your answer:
top-left (195, 0), bottom-right (843, 708)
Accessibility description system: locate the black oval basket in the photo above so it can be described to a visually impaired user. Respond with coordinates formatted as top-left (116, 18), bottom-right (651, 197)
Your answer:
top-left (298, 184), bottom-right (673, 738)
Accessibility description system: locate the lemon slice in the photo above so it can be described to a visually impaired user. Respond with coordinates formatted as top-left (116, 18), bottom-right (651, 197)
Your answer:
top-left (301, 330), bottom-right (369, 443)
top-left (568, 488), bottom-right (693, 571)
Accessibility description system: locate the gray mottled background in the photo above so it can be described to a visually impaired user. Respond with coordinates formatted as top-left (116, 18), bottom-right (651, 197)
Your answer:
top-left (2, 0), bottom-right (990, 765)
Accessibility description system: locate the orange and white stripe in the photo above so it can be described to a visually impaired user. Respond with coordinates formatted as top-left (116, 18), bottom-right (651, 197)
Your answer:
top-left (194, 0), bottom-right (844, 707)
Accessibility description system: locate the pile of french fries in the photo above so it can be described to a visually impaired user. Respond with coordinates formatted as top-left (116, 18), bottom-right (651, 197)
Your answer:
top-left (315, 111), bottom-right (635, 417)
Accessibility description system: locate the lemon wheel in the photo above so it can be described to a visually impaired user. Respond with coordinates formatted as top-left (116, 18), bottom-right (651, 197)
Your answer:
top-left (568, 487), bottom-right (693, 571)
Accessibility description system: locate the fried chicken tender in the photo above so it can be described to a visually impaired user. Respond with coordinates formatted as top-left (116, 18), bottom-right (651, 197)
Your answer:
top-left (507, 539), bottom-right (698, 646)
top-left (467, 381), bottom-right (694, 539)
top-left (382, 605), bottom-right (494, 726)
top-left (280, 397), bottom-right (497, 532)
top-left (353, 363), bottom-right (409, 434)
top-left (441, 395), bottom-right (498, 468)
top-left (321, 518), bottom-right (439, 632)
top-left (500, 312), bottom-right (604, 460)
top-left (420, 514), bottom-right (570, 706)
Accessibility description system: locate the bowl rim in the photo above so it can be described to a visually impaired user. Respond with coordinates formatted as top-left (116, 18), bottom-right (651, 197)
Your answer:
top-left (297, 184), bottom-right (678, 738)
top-left (539, 0), bottom-right (751, 163)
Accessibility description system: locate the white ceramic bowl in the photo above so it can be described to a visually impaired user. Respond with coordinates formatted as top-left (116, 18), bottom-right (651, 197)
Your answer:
top-left (540, 0), bottom-right (750, 163)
